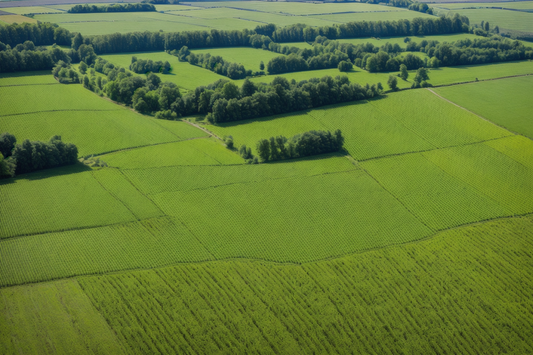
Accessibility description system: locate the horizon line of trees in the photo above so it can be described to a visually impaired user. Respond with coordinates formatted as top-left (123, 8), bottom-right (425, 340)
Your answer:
top-left (68, 3), bottom-right (156, 13)
top-left (255, 130), bottom-right (345, 163)
top-left (0, 133), bottom-right (78, 178)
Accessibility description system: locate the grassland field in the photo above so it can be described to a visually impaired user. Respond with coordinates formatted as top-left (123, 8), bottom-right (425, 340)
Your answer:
top-left (436, 1), bottom-right (533, 10)
top-left (442, 8), bottom-right (533, 33)
top-left (1, 2), bottom-right (533, 353)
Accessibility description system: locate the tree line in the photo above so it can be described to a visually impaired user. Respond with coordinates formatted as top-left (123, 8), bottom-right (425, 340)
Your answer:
top-left (255, 130), bottom-right (345, 163)
top-left (0, 22), bottom-right (71, 48)
top-left (172, 46), bottom-right (251, 79)
top-left (206, 76), bottom-right (382, 124)
top-left (0, 133), bottom-right (78, 178)
top-left (68, 3), bottom-right (156, 13)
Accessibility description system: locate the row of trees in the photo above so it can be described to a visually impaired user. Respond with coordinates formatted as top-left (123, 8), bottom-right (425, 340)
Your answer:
top-left (130, 57), bottom-right (171, 74)
top-left (173, 47), bottom-right (250, 79)
top-left (68, 3), bottom-right (156, 13)
top-left (0, 41), bottom-right (71, 73)
top-left (270, 14), bottom-right (469, 42)
top-left (255, 130), bottom-right (345, 162)
top-left (0, 133), bottom-right (78, 177)
top-left (206, 76), bottom-right (382, 124)
top-left (0, 22), bottom-right (71, 48)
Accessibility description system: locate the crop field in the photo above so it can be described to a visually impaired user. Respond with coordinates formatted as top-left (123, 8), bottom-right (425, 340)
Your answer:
top-left (438, 1), bottom-right (533, 10)
top-left (434, 76), bottom-right (533, 139)
top-left (1, 3), bottom-right (533, 354)
top-left (0, 167), bottom-right (138, 238)
top-left (191, 47), bottom-right (284, 71)
top-left (0, 217), bottom-right (214, 287)
top-left (150, 169), bottom-right (432, 262)
top-left (71, 214), bottom-right (533, 354)
top-left (0, 279), bottom-right (126, 354)
top-left (102, 138), bottom-right (243, 169)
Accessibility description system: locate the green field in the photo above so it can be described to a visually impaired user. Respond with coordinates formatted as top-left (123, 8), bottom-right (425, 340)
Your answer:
top-left (71, 214), bottom-right (533, 354)
top-left (208, 89), bottom-right (510, 159)
top-left (338, 33), bottom-right (481, 48)
top-left (437, 1), bottom-right (533, 10)
top-left (102, 138), bottom-right (242, 169)
top-left (1, 6), bottom-right (63, 14)
top-left (191, 47), bottom-right (282, 71)
top-left (445, 8), bottom-right (533, 33)
top-left (435, 75), bottom-right (533, 139)
top-left (2, 5), bottom-right (533, 353)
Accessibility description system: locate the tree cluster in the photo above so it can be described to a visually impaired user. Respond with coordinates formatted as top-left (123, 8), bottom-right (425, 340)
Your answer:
top-left (256, 130), bottom-right (345, 162)
top-left (0, 41), bottom-right (71, 73)
top-left (0, 133), bottom-right (78, 177)
top-left (68, 3), bottom-right (156, 13)
top-left (207, 76), bottom-right (382, 124)
top-left (0, 22), bottom-right (71, 48)
top-left (130, 56), bottom-right (171, 74)
top-left (408, 2), bottom-right (433, 15)
top-left (174, 47), bottom-right (250, 79)
top-left (52, 60), bottom-right (79, 83)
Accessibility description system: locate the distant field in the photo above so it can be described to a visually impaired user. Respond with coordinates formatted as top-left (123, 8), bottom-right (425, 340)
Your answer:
top-left (0, 71), bottom-right (58, 86)
top-left (1, 5), bottom-right (62, 14)
top-left (436, 1), bottom-right (533, 10)
top-left (100, 52), bottom-right (226, 91)
top-left (187, 1), bottom-right (408, 15)
top-left (445, 8), bottom-right (533, 32)
top-left (73, 214), bottom-right (533, 354)
top-left (102, 138), bottom-right (242, 169)
top-left (0, 14), bottom-right (35, 23)
top-left (191, 47), bottom-right (281, 71)
top-left (434, 75), bottom-right (533, 139)
top-left (208, 89), bottom-right (510, 159)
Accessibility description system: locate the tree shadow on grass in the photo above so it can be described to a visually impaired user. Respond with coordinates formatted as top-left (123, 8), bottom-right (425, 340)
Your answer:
top-left (0, 163), bottom-right (92, 186)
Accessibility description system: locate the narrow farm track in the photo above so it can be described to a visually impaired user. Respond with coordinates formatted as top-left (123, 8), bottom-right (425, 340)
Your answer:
top-left (184, 120), bottom-right (224, 141)
top-left (92, 135), bottom-right (210, 157)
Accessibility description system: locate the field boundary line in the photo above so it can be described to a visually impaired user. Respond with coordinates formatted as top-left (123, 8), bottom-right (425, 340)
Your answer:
top-left (2, 213), bottom-right (530, 290)
top-left (116, 168), bottom-right (167, 217)
top-left (0, 109), bottom-right (120, 118)
top-left (357, 164), bottom-right (435, 233)
top-left (146, 168), bottom-right (358, 195)
top-left (93, 136), bottom-right (210, 158)
top-left (184, 120), bottom-right (224, 141)
top-left (429, 73), bottom-right (532, 90)
top-left (172, 216), bottom-right (218, 261)
top-left (357, 135), bottom-right (513, 163)
top-left (89, 170), bottom-right (147, 221)
top-left (0, 83), bottom-right (59, 88)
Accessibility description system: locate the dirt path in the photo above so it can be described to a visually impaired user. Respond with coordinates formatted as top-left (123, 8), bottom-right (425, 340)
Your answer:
top-left (183, 120), bottom-right (224, 141)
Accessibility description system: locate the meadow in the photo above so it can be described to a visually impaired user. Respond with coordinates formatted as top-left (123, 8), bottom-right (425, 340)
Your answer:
top-left (191, 47), bottom-right (283, 71)
top-left (337, 33), bottom-right (481, 48)
top-left (437, 1), bottom-right (533, 10)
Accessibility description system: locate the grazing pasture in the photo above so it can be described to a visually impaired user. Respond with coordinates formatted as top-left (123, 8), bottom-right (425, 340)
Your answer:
top-left (337, 33), bottom-right (482, 48)
top-left (0, 14), bottom-right (36, 23)
top-left (76, 214), bottom-right (533, 354)
top-left (434, 75), bottom-right (533, 139)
